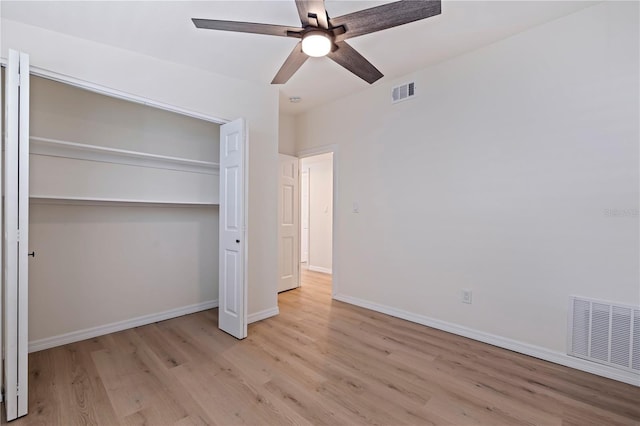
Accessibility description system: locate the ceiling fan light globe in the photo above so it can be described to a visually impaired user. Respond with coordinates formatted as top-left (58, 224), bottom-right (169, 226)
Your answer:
top-left (302, 32), bottom-right (332, 57)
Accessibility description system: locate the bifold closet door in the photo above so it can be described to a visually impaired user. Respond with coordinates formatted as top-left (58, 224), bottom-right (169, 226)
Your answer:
top-left (218, 118), bottom-right (247, 339)
top-left (3, 49), bottom-right (30, 421)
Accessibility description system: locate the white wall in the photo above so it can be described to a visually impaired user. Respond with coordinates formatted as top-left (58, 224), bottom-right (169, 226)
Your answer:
top-left (297, 0), bottom-right (639, 364)
top-left (2, 18), bottom-right (280, 340)
top-left (279, 113), bottom-right (296, 156)
top-left (301, 153), bottom-right (333, 273)
top-left (30, 75), bottom-right (220, 161)
top-left (29, 202), bottom-right (218, 342)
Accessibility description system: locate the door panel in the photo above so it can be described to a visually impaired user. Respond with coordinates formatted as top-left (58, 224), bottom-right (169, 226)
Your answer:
top-left (223, 250), bottom-right (239, 315)
top-left (224, 166), bottom-right (239, 229)
top-left (218, 119), bottom-right (246, 339)
top-left (278, 154), bottom-right (299, 292)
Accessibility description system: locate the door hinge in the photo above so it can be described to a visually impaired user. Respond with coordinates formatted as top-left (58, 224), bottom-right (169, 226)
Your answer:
top-left (16, 229), bottom-right (20, 242)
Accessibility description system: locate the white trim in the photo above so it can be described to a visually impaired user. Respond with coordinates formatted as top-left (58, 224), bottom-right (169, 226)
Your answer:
top-left (17, 51), bottom-right (30, 417)
top-left (248, 307), bottom-right (280, 324)
top-left (29, 197), bottom-right (218, 207)
top-left (31, 136), bottom-right (219, 175)
top-left (28, 300), bottom-right (219, 353)
top-left (308, 265), bottom-right (332, 274)
top-left (296, 144), bottom-right (339, 159)
top-left (244, 119), bottom-right (250, 337)
top-left (333, 293), bottom-right (640, 387)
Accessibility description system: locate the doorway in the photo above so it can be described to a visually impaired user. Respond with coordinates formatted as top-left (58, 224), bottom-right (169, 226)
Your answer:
top-left (299, 153), bottom-right (333, 277)
top-left (277, 150), bottom-right (334, 294)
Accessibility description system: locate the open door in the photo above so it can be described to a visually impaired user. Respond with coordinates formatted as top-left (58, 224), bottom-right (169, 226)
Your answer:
top-left (277, 154), bottom-right (299, 292)
top-left (3, 49), bottom-right (30, 421)
top-left (218, 118), bottom-right (247, 339)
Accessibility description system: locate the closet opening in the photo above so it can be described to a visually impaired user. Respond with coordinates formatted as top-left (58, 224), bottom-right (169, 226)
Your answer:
top-left (26, 74), bottom-right (228, 350)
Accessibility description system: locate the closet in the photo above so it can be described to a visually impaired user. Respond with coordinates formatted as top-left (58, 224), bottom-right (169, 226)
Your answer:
top-left (2, 52), bottom-right (247, 420)
top-left (27, 76), bottom-right (223, 348)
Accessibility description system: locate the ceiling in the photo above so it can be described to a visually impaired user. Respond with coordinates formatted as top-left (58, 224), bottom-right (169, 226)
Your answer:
top-left (1, 1), bottom-right (596, 115)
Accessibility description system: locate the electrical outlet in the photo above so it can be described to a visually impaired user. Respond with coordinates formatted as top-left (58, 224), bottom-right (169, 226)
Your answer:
top-left (462, 289), bottom-right (472, 304)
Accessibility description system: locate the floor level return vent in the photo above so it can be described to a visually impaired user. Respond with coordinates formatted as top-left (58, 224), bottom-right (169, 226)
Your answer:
top-left (569, 296), bottom-right (640, 373)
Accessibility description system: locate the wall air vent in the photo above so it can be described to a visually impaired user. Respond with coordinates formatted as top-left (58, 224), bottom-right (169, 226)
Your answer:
top-left (569, 296), bottom-right (640, 373)
top-left (392, 82), bottom-right (415, 104)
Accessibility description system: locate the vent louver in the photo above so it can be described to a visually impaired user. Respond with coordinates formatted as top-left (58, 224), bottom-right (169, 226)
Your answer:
top-left (569, 296), bottom-right (640, 374)
top-left (392, 82), bottom-right (416, 103)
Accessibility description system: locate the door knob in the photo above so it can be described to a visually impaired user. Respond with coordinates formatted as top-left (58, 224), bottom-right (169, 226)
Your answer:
top-left (236, 239), bottom-right (240, 243)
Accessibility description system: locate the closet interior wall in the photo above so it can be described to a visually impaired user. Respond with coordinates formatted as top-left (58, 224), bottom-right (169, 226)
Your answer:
top-left (28, 76), bottom-right (221, 348)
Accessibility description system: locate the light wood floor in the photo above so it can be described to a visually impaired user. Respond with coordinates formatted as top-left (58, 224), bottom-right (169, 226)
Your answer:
top-left (4, 269), bottom-right (640, 425)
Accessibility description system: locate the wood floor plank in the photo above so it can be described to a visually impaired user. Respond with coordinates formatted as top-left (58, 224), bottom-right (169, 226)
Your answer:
top-left (262, 374), bottom-right (364, 426)
top-left (93, 330), bottom-right (193, 424)
top-left (133, 324), bottom-right (189, 370)
top-left (5, 268), bottom-right (640, 425)
top-left (125, 330), bottom-right (214, 426)
top-left (51, 342), bottom-right (111, 425)
top-left (25, 349), bottom-right (61, 426)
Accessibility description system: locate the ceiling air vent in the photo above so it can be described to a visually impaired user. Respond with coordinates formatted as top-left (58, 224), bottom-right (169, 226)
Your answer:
top-left (569, 296), bottom-right (640, 373)
top-left (392, 82), bottom-right (415, 104)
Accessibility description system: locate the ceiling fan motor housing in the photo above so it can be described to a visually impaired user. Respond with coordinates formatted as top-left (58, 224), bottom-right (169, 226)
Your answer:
top-left (301, 30), bottom-right (334, 57)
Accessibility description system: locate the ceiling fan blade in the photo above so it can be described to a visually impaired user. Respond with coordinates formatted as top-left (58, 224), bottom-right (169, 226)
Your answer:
top-left (331, 0), bottom-right (441, 42)
top-left (295, 0), bottom-right (329, 29)
top-left (327, 41), bottom-right (383, 84)
top-left (192, 18), bottom-right (302, 37)
top-left (271, 42), bottom-right (309, 84)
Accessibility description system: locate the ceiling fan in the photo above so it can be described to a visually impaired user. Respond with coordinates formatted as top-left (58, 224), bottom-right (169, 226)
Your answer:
top-left (192, 0), bottom-right (441, 85)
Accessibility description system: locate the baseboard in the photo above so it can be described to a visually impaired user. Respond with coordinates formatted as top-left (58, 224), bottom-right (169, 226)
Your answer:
top-left (248, 306), bottom-right (280, 324)
top-left (29, 300), bottom-right (218, 353)
top-left (308, 265), bottom-right (332, 274)
top-left (333, 293), bottom-right (640, 387)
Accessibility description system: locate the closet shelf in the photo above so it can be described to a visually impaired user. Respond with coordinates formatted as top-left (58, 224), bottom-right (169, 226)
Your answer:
top-left (30, 136), bottom-right (220, 175)
top-left (30, 195), bottom-right (219, 207)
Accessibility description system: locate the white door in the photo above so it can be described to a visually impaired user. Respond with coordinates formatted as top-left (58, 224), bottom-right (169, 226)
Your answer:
top-left (3, 49), bottom-right (30, 421)
top-left (300, 169), bottom-right (310, 263)
top-left (278, 154), bottom-right (299, 292)
top-left (218, 118), bottom-right (247, 339)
